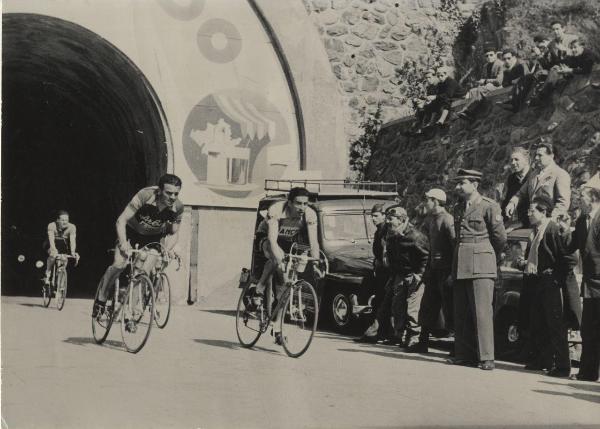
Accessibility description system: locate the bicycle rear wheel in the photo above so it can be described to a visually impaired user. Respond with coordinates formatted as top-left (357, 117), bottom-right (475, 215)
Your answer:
top-left (153, 273), bottom-right (171, 329)
top-left (55, 269), bottom-right (68, 311)
top-left (280, 280), bottom-right (319, 358)
top-left (120, 274), bottom-right (154, 353)
top-left (91, 283), bottom-right (115, 344)
top-left (235, 283), bottom-right (263, 348)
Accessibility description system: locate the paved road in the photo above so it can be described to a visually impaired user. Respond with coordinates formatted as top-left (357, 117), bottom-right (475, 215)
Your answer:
top-left (2, 296), bottom-right (599, 429)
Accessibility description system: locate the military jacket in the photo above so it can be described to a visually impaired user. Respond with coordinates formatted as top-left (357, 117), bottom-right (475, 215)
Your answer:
top-left (452, 194), bottom-right (507, 280)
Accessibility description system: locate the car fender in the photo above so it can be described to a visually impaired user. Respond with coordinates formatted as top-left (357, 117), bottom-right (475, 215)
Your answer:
top-left (325, 272), bottom-right (365, 286)
top-left (496, 290), bottom-right (520, 313)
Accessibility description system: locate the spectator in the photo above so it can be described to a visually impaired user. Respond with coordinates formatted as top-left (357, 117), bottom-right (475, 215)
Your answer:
top-left (501, 49), bottom-right (529, 88)
top-left (505, 142), bottom-right (571, 219)
top-left (378, 206), bottom-right (429, 347)
top-left (501, 147), bottom-right (533, 227)
top-left (415, 67), bottom-right (465, 132)
top-left (412, 69), bottom-right (440, 133)
top-left (407, 189), bottom-right (455, 354)
top-left (457, 47), bottom-right (504, 121)
top-left (533, 39), bottom-right (596, 104)
top-left (447, 169), bottom-right (506, 371)
top-left (563, 175), bottom-right (600, 382)
top-left (354, 203), bottom-right (392, 343)
top-left (548, 21), bottom-right (578, 65)
top-left (523, 195), bottom-right (571, 378)
top-left (529, 35), bottom-right (554, 73)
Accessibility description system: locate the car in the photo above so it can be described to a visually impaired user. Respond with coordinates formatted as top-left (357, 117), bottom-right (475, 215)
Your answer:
top-left (494, 227), bottom-right (582, 361)
top-left (238, 179), bottom-right (398, 331)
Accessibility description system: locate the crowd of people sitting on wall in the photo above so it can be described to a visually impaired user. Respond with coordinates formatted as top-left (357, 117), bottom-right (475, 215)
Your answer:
top-left (353, 137), bottom-right (600, 382)
top-left (409, 20), bottom-right (597, 134)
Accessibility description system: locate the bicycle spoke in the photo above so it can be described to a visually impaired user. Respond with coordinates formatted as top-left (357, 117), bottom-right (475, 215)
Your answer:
top-left (235, 284), bottom-right (264, 347)
top-left (280, 280), bottom-right (318, 358)
top-left (153, 274), bottom-right (171, 329)
top-left (120, 275), bottom-right (154, 353)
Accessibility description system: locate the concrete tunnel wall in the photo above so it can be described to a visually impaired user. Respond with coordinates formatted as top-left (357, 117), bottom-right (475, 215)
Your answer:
top-left (2, 0), bottom-right (347, 303)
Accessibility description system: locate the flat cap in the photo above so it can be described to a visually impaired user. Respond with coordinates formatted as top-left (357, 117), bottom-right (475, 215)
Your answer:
top-left (385, 205), bottom-right (407, 218)
top-left (453, 169), bottom-right (483, 181)
top-left (425, 188), bottom-right (447, 203)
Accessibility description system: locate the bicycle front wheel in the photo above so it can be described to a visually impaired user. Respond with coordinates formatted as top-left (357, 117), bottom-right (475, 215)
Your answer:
top-left (92, 283), bottom-right (115, 344)
top-left (153, 273), bottom-right (171, 329)
top-left (120, 274), bottom-right (154, 353)
top-left (55, 269), bottom-right (68, 311)
top-left (280, 280), bottom-right (319, 358)
top-left (235, 283), bottom-right (263, 348)
top-left (42, 281), bottom-right (51, 308)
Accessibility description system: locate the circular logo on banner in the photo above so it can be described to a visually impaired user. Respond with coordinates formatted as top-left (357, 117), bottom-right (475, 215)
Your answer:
top-left (156, 0), bottom-right (205, 21)
top-left (197, 19), bottom-right (242, 64)
top-left (183, 89), bottom-right (294, 199)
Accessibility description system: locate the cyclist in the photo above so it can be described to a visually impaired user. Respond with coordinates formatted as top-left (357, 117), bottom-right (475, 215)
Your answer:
top-left (92, 174), bottom-right (184, 316)
top-left (252, 187), bottom-right (320, 344)
top-left (44, 210), bottom-right (79, 285)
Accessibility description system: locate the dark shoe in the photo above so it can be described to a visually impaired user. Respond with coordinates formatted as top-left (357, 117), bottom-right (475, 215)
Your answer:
top-left (274, 332), bottom-right (285, 346)
top-left (524, 362), bottom-right (545, 371)
top-left (92, 299), bottom-right (106, 318)
top-left (404, 342), bottom-right (429, 353)
top-left (353, 335), bottom-right (379, 344)
top-left (446, 357), bottom-right (477, 367)
top-left (479, 360), bottom-right (495, 371)
top-left (546, 367), bottom-right (571, 378)
top-left (381, 337), bottom-right (402, 346)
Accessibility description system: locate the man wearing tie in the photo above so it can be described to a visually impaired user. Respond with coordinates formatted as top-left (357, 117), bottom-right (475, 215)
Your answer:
top-left (563, 174), bottom-right (600, 381)
top-left (447, 169), bottom-right (507, 370)
top-left (505, 142), bottom-right (571, 219)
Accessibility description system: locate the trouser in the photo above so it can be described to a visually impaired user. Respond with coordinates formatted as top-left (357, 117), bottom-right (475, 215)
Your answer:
top-left (97, 228), bottom-right (163, 302)
top-left (579, 297), bottom-right (600, 381)
top-left (418, 268), bottom-right (453, 334)
top-left (518, 275), bottom-right (539, 361)
top-left (376, 273), bottom-right (423, 341)
top-left (369, 266), bottom-right (390, 324)
top-left (454, 278), bottom-right (495, 362)
top-left (530, 274), bottom-right (570, 370)
top-left (562, 270), bottom-right (582, 330)
top-left (510, 74), bottom-right (538, 111)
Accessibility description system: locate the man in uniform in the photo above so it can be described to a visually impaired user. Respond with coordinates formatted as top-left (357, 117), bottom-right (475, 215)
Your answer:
top-left (407, 189), bottom-right (455, 353)
top-left (448, 169), bottom-right (507, 370)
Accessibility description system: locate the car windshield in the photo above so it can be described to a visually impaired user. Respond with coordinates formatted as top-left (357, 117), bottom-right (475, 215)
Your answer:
top-left (322, 213), bottom-right (375, 241)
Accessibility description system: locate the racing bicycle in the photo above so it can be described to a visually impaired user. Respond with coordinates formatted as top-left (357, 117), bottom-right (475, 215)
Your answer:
top-left (42, 254), bottom-right (77, 311)
top-left (235, 244), bottom-right (328, 358)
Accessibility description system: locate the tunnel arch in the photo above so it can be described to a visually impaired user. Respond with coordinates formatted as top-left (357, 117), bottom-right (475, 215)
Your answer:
top-left (2, 13), bottom-right (172, 295)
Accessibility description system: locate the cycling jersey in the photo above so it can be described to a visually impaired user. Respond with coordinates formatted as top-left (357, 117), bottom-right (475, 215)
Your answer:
top-left (46, 222), bottom-right (75, 254)
top-left (126, 186), bottom-right (184, 236)
top-left (256, 200), bottom-right (317, 252)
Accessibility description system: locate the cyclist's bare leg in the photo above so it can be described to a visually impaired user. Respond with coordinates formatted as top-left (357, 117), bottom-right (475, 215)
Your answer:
top-left (97, 245), bottom-right (128, 302)
top-left (255, 240), bottom-right (276, 295)
top-left (45, 254), bottom-right (56, 283)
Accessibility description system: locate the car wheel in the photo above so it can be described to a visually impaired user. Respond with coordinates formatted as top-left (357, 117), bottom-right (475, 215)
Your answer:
top-left (331, 293), bottom-right (352, 330)
top-left (495, 308), bottom-right (521, 360)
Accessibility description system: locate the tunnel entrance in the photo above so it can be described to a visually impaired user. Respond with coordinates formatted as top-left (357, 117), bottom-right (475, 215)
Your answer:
top-left (2, 14), bottom-right (171, 297)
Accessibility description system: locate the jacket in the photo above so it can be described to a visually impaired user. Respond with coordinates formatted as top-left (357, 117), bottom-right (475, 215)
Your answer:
top-left (566, 210), bottom-right (600, 298)
top-left (481, 60), bottom-right (504, 87)
top-left (502, 61), bottom-right (528, 87)
top-left (501, 169), bottom-right (533, 226)
top-left (524, 220), bottom-right (569, 277)
top-left (422, 208), bottom-right (455, 272)
top-left (452, 194), bottom-right (507, 280)
top-left (514, 162), bottom-right (571, 213)
top-left (384, 225), bottom-right (429, 277)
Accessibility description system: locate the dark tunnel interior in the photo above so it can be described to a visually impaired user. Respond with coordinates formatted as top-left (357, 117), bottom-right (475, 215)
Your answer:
top-left (2, 13), bottom-right (169, 297)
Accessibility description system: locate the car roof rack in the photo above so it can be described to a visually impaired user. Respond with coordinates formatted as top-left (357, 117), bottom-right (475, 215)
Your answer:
top-left (264, 179), bottom-right (398, 196)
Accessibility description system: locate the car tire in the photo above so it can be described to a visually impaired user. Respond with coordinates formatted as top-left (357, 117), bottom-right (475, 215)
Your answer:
top-left (494, 308), bottom-right (521, 360)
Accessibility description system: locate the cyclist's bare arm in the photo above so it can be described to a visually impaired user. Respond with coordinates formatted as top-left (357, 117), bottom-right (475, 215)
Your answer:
top-left (307, 222), bottom-right (320, 258)
top-left (162, 225), bottom-right (179, 252)
top-left (69, 226), bottom-right (77, 255)
top-left (47, 228), bottom-right (58, 255)
top-left (116, 206), bottom-right (136, 251)
top-left (267, 217), bottom-right (284, 265)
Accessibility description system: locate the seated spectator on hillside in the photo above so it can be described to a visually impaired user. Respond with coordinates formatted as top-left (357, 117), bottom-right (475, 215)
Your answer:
top-left (457, 47), bottom-right (503, 120)
top-left (503, 36), bottom-right (554, 112)
top-left (501, 49), bottom-right (529, 88)
top-left (425, 67), bottom-right (465, 129)
top-left (412, 69), bottom-right (439, 133)
top-left (501, 147), bottom-right (532, 227)
top-left (548, 20), bottom-right (578, 65)
top-left (532, 39), bottom-right (596, 104)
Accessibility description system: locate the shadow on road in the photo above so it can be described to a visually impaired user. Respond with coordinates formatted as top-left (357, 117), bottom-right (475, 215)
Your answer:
top-left (194, 338), bottom-right (281, 355)
top-left (532, 388), bottom-right (600, 404)
top-left (64, 336), bottom-right (122, 350)
top-left (198, 309), bottom-right (237, 317)
top-left (19, 302), bottom-right (46, 309)
top-left (539, 380), bottom-right (600, 394)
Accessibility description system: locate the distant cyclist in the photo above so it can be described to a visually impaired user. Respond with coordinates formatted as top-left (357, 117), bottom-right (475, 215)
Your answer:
top-left (92, 174), bottom-right (184, 316)
top-left (252, 187), bottom-right (320, 344)
top-left (44, 210), bottom-right (79, 285)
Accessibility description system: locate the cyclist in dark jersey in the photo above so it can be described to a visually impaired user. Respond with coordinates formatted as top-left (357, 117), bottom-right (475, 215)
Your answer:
top-left (253, 187), bottom-right (320, 344)
top-left (44, 210), bottom-right (79, 284)
top-left (92, 174), bottom-right (184, 316)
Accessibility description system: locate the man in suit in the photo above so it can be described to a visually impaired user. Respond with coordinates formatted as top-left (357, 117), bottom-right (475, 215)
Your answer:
top-left (505, 142), bottom-right (571, 219)
top-left (407, 189), bottom-right (455, 353)
top-left (562, 175), bottom-right (600, 381)
top-left (457, 47), bottom-right (504, 121)
top-left (523, 195), bottom-right (571, 377)
top-left (501, 49), bottom-right (529, 88)
top-left (447, 169), bottom-right (507, 370)
top-left (501, 147), bottom-right (533, 226)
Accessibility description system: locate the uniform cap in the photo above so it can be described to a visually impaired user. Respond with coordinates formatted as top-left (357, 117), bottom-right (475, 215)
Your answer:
top-left (582, 172), bottom-right (600, 190)
top-left (425, 188), bottom-right (447, 203)
top-left (453, 169), bottom-right (483, 182)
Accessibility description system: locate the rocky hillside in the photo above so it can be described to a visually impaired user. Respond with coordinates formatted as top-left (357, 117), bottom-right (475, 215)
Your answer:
top-left (366, 69), bottom-right (600, 212)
